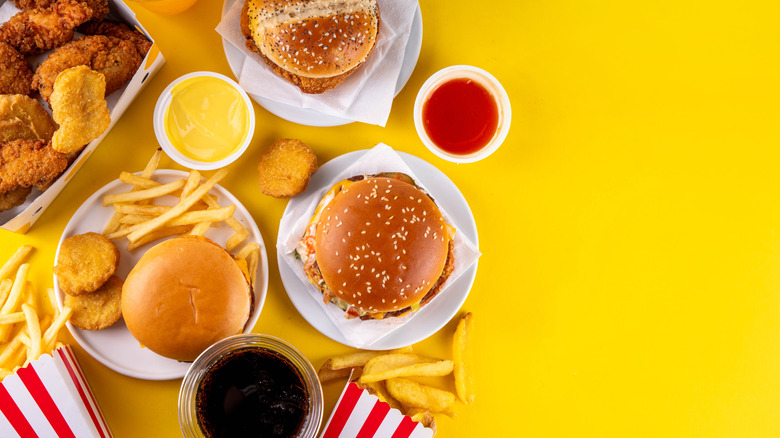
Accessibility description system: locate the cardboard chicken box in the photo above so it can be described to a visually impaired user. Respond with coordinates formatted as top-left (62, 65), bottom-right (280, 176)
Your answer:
top-left (0, 0), bottom-right (165, 233)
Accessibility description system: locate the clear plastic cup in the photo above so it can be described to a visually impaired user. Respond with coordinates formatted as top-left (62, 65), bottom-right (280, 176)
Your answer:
top-left (178, 334), bottom-right (323, 438)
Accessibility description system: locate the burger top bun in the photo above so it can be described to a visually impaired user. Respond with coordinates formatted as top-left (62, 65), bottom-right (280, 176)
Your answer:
top-left (314, 177), bottom-right (449, 315)
top-left (121, 236), bottom-right (252, 362)
top-left (241, 0), bottom-right (380, 93)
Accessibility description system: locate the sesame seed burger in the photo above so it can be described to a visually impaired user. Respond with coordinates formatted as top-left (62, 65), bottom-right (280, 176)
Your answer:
top-left (240, 0), bottom-right (380, 94)
top-left (296, 173), bottom-right (455, 320)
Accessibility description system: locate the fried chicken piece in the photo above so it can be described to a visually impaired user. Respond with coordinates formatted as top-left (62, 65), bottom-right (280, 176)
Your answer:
top-left (0, 43), bottom-right (34, 95)
top-left (257, 138), bottom-right (318, 198)
top-left (0, 186), bottom-right (32, 212)
top-left (54, 232), bottom-right (119, 296)
top-left (78, 19), bottom-right (152, 58)
top-left (0, 0), bottom-right (108, 55)
top-left (13, 0), bottom-right (107, 12)
top-left (0, 139), bottom-right (68, 194)
top-left (0, 94), bottom-right (58, 142)
top-left (64, 275), bottom-right (123, 330)
top-left (32, 35), bottom-right (141, 103)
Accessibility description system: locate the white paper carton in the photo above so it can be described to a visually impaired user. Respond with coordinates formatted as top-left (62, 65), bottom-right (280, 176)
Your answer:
top-left (0, 0), bottom-right (165, 234)
top-left (0, 346), bottom-right (112, 438)
top-left (320, 381), bottom-right (434, 438)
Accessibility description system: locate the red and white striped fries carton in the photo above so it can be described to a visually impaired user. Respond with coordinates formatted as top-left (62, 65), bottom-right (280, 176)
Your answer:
top-left (0, 346), bottom-right (112, 438)
top-left (320, 381), bottom-right (434, 438)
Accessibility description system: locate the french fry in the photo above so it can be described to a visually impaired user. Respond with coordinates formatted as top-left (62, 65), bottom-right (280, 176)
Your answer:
top-left (0, 245), bottom-right (33, 281)
top-left (119, 171), bottom-right (161, 189)
top-left (318, 363), bottom-right (356, 383)
top-left (189, 222), bottom-right (212, 236)
top-left (0, 332), bottom-right (25, 369)
top-left (21, 303), bottom-right (41, 362)
top-left (0, 312), bottom-right (26, 324)
top-left (360, 354), bottom-right (453, 384)
top-left (43, 306), bottom-right (72, 349)
top-left (102, 179), bottom-right (185, 206)
top-left (118, 214), bottom-right (155, 225)
top-left (0, 264), bottom-right (29, 342)
top-left (127, 168), bottom-right (228, 243)
top-left (406, 408), bottom-right (437, 430)
top-left (453, 312), bottom-right (474, 404)
top-left (181, 170), bottom-right (201, 199)
top-left (360, 380), bottom-right (403, 410)
top-left (126, 225), bottom-right (194, 251)
top-left (326, 346), bottom-right (414, 371)
top-left (0, 279), bottom-right (12, 307)
top-left (385, 378), bottom-right (456, 413)
top-left (112, 203), bottom-right (171, 216)
top-left (237, 242), bottom-right (260, 261)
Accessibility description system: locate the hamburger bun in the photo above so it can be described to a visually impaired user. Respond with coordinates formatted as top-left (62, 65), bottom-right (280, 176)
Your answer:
top-left (297, 174), bottom-right (455, 319)
top-left (121, 236), bottom-right (252, 362)
top-left (241, 0), bottom-right (380, 94)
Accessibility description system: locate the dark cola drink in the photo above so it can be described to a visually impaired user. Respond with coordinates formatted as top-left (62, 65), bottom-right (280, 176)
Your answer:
top-left (195, 348), bottom-right (309, 437)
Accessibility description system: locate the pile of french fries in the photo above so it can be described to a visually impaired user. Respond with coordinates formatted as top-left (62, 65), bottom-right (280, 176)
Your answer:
top-left (318, 312), bottom-right (475, 431)
top-left (0, 246), bottom-right (73, 381)
top-left (102, 149), bottom-right (250, 252)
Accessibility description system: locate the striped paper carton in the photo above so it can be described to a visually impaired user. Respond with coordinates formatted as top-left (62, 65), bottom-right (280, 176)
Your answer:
top-left (0, 346), bottom-right (112, 438)
top-left (320, 381), bottom-right (434, 438)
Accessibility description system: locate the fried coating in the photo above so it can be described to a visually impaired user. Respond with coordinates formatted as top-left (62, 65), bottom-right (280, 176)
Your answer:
top-left (64, 274), bottom-right (122, 330)
top-left (0, 43), bottom-right (34, 95)
top-left (0, 186), bottom-right (32, 212)
top-left (12, 0), bottom-right (107, 12)
top-left (54, 232), bottom-right (119, 296)
top-left (257, 138), bottom-right (318, 198)
top-left (32, 35), bottom-right (141, 103)
top-left (0, 0), bottom-right (106, 56)
top-left (0, 139), bottom-right (68, 193)
top-left (78, 19), bottom-right (152, 58)
top-left (0, 94), bottom-right (58, 142)
top-left (50, 65), bottom-right (110, 153)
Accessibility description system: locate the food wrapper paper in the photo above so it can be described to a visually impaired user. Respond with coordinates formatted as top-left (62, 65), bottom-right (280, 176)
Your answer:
top-left (0, 346), bottom-right (113, 438)
top-left (320, 381), bottom-right (434, 438)
top-left (278, 144), bottom-right (480, 348)
top-left (216, 0), bottom-right (418, 126)
top-left (0, 0), bottom-right (165, 233)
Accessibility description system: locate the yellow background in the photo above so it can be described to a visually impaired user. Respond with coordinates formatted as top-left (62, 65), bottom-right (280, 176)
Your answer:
top-left (2, 0), bottom-right (780, 436)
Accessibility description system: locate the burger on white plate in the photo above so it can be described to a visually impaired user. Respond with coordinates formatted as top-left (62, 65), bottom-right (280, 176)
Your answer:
top-left (240, 0), bottom-right (380, 94)
top-left (296, 173), bottom-right (455, 320)
top-left (121, 236), bottom-right (254, 362)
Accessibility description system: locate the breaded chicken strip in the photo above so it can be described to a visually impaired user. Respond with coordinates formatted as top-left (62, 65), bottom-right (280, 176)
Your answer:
top-left (12, 0), bottom-right (107, 12)
top-left (0, 0), bottom-right (108, 55)
top-left (0, 43), bottom-right (34, 95)
top-left (78, 19), bottom-right (152, 58)
top-left (0, 139), bottom-right (68, 194)
top-left (32, 35), bottom-right (141, 103)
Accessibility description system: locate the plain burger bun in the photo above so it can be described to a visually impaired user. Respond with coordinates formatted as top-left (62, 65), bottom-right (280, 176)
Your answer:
top-left (314, 176), bottom-right (451, 317)
top-left (241, 0), bottom-right (380, 94)
top-left (121, 236), bottom-right (252, 362)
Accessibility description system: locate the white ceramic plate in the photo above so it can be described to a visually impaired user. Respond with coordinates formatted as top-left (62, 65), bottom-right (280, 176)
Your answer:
top-left (277, 151), bottom-right (479, 349)
top-left (54, 170), bottom-right (269, 380)
top-left (221, 0), bottom-right (423, 127)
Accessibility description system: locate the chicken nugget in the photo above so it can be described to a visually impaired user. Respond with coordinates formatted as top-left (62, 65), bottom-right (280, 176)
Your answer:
top-left (0, 94), bottom-right (58, 142)
top-left (50, 65), bottom-right (110, 154)
top-left (64, 275), bottom-right (122, 330)
top-left (257, 138), bottom-right (318, 198)
top-left (0, 0), bottom-right (98, 55)
top-left (0, 42), bottom-right (34, 95)
top-left (32, 35), bottom-right (141, 103)
top-left (55, 232), bottom-right (119, 296)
